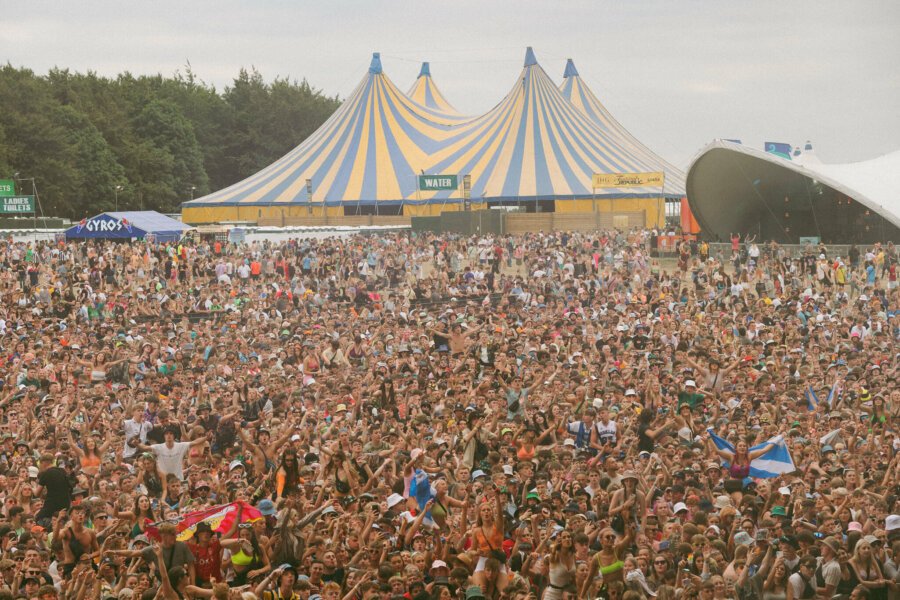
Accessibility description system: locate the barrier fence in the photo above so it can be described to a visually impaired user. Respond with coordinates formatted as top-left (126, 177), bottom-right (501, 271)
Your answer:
top-left (256, 210), bottom-right (651, 234)
top-left (706, 243), bottom-right (855, 260)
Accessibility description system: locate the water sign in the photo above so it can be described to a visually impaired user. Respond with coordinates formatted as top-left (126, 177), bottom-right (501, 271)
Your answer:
top-left (418, 174), bottom-right (458, 191)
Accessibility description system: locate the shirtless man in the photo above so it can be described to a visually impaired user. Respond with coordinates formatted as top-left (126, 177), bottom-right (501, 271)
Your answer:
top-left (429, 321), bottom-right (482, 356)
top-left (57, 504), bottom-right (99, 578)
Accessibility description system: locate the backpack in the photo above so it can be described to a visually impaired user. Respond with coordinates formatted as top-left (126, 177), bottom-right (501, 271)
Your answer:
top-left (473, 434), bottom-right (489, 464)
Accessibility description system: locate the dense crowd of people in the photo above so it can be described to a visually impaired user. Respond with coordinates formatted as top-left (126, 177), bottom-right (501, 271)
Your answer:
top-left (1, 229), bottom-right (899, 600)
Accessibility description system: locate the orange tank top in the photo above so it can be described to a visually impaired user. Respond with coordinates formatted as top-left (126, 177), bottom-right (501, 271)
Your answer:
top-left (476, 523), bottom-right (503, 556)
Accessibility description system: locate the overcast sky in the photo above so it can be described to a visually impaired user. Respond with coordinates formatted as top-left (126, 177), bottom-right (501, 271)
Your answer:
top-left (4, 0), bottom-right (899, 169)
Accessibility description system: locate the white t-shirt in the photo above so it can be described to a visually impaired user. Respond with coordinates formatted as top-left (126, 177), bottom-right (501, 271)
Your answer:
top-left (150, 442), bottom-right (192, 480)
top-left (789, 571), bottom-right (815, 598)
top-left (123, 419), bottom-right (152, 458)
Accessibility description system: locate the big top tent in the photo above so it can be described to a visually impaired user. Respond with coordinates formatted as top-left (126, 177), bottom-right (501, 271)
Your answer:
top-left (182, 48), bottom-right (685, 224)
top-left (559, 59), bottom-right (685, 197)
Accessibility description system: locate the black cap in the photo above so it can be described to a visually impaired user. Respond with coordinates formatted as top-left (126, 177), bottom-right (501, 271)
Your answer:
top-left (779, 534), bottom-right (800, 549)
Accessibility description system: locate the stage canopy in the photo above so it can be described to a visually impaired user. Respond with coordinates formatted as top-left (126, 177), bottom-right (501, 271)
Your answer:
top-left (183, 48), bottom-right (684, 217)
top-left (64, 211), bottom-right (192, 242)
top-left (686, 140), bottom-right (900, 243)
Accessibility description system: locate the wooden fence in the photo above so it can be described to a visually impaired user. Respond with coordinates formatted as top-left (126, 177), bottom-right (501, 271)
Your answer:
top-left (256, 215), bottom-right (412, 227)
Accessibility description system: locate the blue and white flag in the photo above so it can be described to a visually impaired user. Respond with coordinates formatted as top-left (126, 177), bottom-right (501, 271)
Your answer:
top-left (807, 383), bottom-right (839, 411)
top-left (708, 429), bottom-right (796, 478)
top-left (408, 469), bottom-right (436, 528)
top-left (805, 385), bottom-right (818, 411)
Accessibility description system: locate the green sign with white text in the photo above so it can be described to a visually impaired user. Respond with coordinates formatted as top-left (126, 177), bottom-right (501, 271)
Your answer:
top-left (0, 180), bottom-right (14, 196)
top-left (418, 174), bottom-right (458, 191)
top-left (1, 196), bottom-right (35, 213)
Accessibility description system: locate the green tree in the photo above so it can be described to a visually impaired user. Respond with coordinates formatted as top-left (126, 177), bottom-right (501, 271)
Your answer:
top-left (130, 98), bottom-right (208, 212)
top-left (53, 105), bottom-right (127, 217)
top-left (223, 68), bottom-right (340, 183)
top-left (0, 62), bottom-right (340, 216)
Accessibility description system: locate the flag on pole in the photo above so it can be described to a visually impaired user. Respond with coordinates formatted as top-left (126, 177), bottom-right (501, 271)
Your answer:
top-left (145, 501), bottom-right (262, 542)
top-left (707, 429), bottom-right (796, 478)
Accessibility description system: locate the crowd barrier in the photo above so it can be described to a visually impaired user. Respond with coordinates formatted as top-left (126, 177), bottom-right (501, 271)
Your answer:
top-left (707, 243), bottom-right (854, 260)
top-left (255, 210), bottom-right (650, 234)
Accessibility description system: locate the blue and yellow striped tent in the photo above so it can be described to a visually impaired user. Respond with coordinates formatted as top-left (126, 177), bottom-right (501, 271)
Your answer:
top-left (407, 62), bottom-right (462, 116)
top-left (559, 58), bottom-right (685, 197)
top-left (183, 49), bottom-right (683, 223)
top-left (420, 48), bottom-right (678, 208)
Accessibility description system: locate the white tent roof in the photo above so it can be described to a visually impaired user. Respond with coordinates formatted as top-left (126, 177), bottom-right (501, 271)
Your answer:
top-left (792, 141), bottom-right (823, 167)
top-left (686, 139), bottom-right (900, 236)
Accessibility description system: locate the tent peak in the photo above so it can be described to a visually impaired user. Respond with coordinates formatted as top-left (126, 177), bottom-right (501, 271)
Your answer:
top-left (418, 62), bottom-right (431, 78)
top-left (563, 58), bottom-right (579, 78)
top-left (369, 52), bottom-right (383, 75)
top-left (524, 47), bottom-right (538, 67)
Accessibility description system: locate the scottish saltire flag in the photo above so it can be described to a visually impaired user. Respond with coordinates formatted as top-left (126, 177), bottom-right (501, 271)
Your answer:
top-left (805, 385), bottom-right (818, 411)
top-left (765, 142), bottom-right (792, 160)
top-left (806, 383), bottom-right (839, 411)
top-left (708, 429), bottom-right (796, 478)
top-left (408, 469), bottom-right (436, 527)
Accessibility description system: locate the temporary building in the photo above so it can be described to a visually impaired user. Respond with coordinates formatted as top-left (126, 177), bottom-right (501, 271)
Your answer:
top-left (558, 59), bottom-right (685, 198)
top-left (421, 48), bottom-right (678, 216)
top-left (183, 48), bottom-right (683, 226)
top-left (686, 139), bottom-right (900, 243)
top-left (407, 62), bottom-right (462, 116)
top-left (64, 211), bottom-right (192, 242)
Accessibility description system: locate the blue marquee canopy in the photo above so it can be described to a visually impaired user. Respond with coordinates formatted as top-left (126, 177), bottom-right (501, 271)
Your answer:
top-left (64, 211), bottom-right (192, 242)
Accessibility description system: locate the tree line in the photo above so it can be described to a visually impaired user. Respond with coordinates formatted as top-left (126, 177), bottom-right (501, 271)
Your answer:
top-left (0, 64), bottom-right (341, 218)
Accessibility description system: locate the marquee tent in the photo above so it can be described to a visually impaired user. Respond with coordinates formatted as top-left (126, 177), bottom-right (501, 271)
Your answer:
top-left (183, 48), bottom-right (684, 223)
top-left (418, 48), bottom-right (679, 209)
top-left (559, 59), bottom-right (685, 197)
top-left (64, 211), bottom-right (192, 242)
top-left (407, 62), bottom-right (462, 116)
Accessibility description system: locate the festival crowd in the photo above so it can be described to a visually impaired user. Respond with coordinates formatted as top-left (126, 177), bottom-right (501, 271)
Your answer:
top-left (0, 229), bottom-right (899, 600)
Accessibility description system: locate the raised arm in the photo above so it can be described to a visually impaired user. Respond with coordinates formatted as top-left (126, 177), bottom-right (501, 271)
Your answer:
top-left (748, 441), bottom-right (776, 461)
